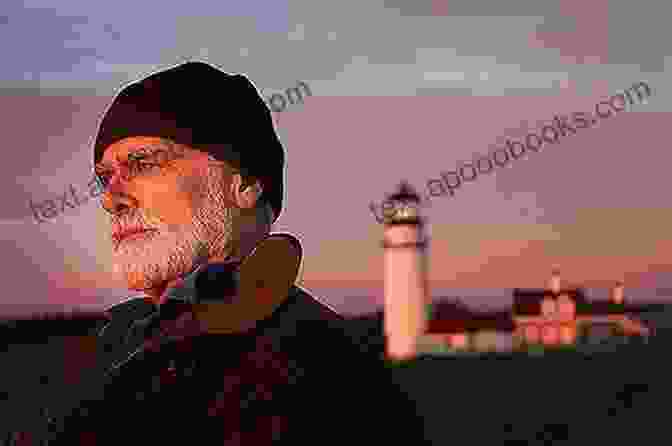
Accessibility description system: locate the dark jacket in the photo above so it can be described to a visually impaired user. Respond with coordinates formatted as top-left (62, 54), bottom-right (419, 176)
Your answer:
top-left (11, 263), bottom-right (428, 445)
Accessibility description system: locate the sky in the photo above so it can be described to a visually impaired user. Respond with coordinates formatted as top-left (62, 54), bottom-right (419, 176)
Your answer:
top-left (1, 0), bottom-right (671, 317)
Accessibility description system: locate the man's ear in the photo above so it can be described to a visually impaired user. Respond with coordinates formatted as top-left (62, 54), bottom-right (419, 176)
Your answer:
top-left (230, 174), bottom-right (263, 210)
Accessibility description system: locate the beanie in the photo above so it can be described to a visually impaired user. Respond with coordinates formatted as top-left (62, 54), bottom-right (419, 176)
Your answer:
top-left (92, 60), bottom-right (285, 223)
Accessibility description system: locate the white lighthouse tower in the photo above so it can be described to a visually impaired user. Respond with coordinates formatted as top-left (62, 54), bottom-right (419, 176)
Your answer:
top-left (382, 182), bottom-right (428, 361)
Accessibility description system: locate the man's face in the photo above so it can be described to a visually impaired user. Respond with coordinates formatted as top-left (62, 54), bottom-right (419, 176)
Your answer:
top-left (96, 136), bottom-right (240, 293)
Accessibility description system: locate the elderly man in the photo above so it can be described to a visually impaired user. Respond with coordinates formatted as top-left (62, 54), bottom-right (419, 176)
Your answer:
top-left (12, 61), bottom-right (427, 445)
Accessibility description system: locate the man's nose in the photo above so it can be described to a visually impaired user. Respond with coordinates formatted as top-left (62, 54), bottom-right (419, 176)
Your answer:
top-left (101, 190), bottom-right (138, 216)
top-left (100, 177), bottom-right (137, 216)
top-left (97, 165), bottom-right (134, 213)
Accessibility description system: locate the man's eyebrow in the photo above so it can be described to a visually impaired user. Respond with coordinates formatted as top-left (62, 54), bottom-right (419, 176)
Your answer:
top-left (128, 145), bottom-right (165, 156)
top-left (94, 145), bottom-right (173, 170)
top-left (130, 142), bottom-right (187, 159)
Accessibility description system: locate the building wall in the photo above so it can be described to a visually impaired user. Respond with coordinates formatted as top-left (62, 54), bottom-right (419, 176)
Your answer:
top-left (583, 323), bottom-right (622, 345)
top-left (471, 330), bottom-right (514, 352)
top-left (449, 333), bottom-right (469, 349)
top-left (420, 305), bottom-right (650, 354)
top-left (516, 320), bottom-right (578, 346)
top-left (417, 333), bottom-right (448, 354)
top-left (559, 324), bottom-right (577, 344)
top-left (523, 324), bottom-right (540, 344)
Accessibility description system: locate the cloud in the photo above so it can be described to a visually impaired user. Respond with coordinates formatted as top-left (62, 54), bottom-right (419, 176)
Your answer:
top-left (92, 59), bottom-right (160, 75)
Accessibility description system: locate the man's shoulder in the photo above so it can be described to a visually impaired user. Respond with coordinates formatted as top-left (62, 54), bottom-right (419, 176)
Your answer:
top-left (260, 287), bottom-right (388, 360)
top-left (96, 295), bottom-right (155, 344)
top-left (255, 286), bottom-right (343, 341)
top-left (102, 295), bottom-right (151, 317)
top-left (285, 285), bottom-right (343, 320)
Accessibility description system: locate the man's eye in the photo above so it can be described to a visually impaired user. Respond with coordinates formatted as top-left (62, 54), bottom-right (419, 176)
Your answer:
top-left (129, 151), bottom-right (166, 167)
top-left (95, 171), bottom-right (111, 184)
top-left (130, 161), bottom-right (159, 172)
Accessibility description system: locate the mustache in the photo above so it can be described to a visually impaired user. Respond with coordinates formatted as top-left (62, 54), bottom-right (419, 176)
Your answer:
top-left (110, 211), bottom-right (162, 236)
top-left (110, 209), bottom-right (156, 227)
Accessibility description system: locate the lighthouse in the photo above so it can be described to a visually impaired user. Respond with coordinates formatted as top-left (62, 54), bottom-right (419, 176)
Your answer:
top-left (381, 181), bottom-right (428, 361)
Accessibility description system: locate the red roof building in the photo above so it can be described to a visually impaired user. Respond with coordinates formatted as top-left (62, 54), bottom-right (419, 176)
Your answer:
top-left (418, 275), bottom-right (656, 355)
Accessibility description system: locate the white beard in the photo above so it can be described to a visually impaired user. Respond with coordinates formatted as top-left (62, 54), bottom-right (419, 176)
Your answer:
top-left (111, 165), bottom-right (235, 292)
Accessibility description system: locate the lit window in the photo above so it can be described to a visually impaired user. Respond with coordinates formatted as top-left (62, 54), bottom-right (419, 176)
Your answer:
top-left (541, 324), bottom-right (559, 345)
top-left (557, 295), bottom-right (575, 319)
top-left (525, 325), bottom-right (540, 343)
top-left (559, 324), bottom-right (576, 344)
top-left (541, 298), bottom-right (557, 317)
top-left (451, 333), bottom-right (468, 349)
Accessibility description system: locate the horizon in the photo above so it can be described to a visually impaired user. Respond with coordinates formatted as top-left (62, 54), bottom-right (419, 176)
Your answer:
top-left (2, 285), bottom-right (671, 319)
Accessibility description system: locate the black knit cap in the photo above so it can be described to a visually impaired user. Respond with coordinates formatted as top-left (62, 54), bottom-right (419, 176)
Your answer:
top-left (93, 60), bottom-right (285, 224)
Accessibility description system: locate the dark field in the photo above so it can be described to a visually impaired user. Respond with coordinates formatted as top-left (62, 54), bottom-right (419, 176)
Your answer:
top-left (2, 307), bottom-right (672, 445)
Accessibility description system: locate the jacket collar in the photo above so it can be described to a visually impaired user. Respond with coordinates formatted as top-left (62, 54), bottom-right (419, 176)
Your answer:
top-left (105, 261), bottom-right (242, 321)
